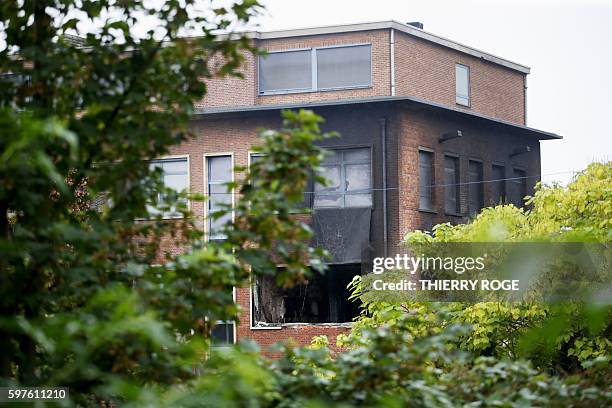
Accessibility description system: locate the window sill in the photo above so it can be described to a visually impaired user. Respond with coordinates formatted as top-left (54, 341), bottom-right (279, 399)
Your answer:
top-left (259, 84), bottom-right (372, 96)
top-left (313, 206), bottom-right (374, 211)
top-left (418, 208), bottom-right (437, 214)
top-left (250, 324), bottom-right (283, 330)
top-left (444, 212), bottom-right (464, 217)
top-left (289, 208), bottom-right (312, 215)
top-left (283, 322), bottom-right (353, 328)
top-left (135, 215), bottom-right (185, 222)
top-left (456, 102), bottom-right (471, 108)
top-left (251, 322), bottom-right (352, 329)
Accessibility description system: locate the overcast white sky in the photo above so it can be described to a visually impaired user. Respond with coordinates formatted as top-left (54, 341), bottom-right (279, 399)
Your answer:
top-left (247, 0), bottom-right (612, 185)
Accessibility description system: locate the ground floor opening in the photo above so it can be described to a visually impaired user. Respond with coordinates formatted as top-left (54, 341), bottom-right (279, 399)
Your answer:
top-left (252, 263), bottom-right (361, 326)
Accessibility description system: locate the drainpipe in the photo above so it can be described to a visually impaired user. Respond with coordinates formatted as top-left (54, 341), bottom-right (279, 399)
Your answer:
top-left (379, 118), bottom-right (388, 257)
top-left (523, 74), bottom-right (528, 125)
top-left (390, 29), bottom-right (396, 96)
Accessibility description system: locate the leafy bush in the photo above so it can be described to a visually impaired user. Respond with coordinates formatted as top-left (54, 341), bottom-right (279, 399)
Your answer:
top-left (1, 0), bottom-right (610, 405)
top-left (272, 314), bottom-right (612, 407)
top-left (344, 163), bottom-right (611, 376)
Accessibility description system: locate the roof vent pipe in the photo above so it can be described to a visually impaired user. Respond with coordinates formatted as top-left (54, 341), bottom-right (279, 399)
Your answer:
top-left (407, 21), bottom-right (424, 29)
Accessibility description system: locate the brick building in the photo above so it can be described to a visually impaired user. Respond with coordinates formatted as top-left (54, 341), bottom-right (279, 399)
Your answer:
top-left (154, 21), bottom-right (560, 349)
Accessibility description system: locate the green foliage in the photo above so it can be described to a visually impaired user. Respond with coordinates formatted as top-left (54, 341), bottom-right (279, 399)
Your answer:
top-left (524, 162), bottom-right (612, 241)
top-left (0, 0), bottom-right (338, 403)
top-left (272, 314), bottom-right (612, 407)
top-left (348, 163), bottom-right (612, 375)
top-left (1, 0), bottom-right (610, 405)
top-left (406, 162), bottom-right (612, 243)
top-left (0, 105), bottom-right (331, 404)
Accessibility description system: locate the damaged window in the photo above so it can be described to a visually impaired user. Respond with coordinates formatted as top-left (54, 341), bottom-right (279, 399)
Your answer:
top-left (252, 264), bottom-right (361, 326)
top-left (314, 147), bottom-right (372, 208)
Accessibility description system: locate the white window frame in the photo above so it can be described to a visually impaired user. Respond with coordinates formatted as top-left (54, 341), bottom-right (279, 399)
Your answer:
top-left (203, 153), bottom-right (234, 241)
top-left (258, 43), bottom-right (373, 95)
top-left (212, 287), bottom-right (238, 346)
top-left (246, 153), bottom-right (284, 331)
top-left (455, 63), bottom-right (471, 107)
top-left (247, 151), bottom-right (265, 170)
top-left (148, 154), bottom-right (190, 220)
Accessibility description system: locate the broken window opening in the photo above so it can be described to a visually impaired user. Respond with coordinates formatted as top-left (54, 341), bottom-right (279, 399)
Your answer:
top-left (252, 264), bottom-right (361, 326)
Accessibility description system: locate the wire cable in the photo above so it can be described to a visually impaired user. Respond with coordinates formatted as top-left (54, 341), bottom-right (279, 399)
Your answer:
top-left (198, 169), bottom-right (580, 195)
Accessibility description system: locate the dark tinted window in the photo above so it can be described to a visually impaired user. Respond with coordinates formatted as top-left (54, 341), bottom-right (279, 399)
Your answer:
top-left (491, 164), bottom-right (506, 205)
top-left (419, 150), bottom-right (434, 210)
top-left (211, 322), bottom-right (234, 345)
top-left (444, 156), bottom-right (460, 214)
top-left (511, 168), bottom-right (527, 207)
top-left (468, 160), bottom-right (484, 217)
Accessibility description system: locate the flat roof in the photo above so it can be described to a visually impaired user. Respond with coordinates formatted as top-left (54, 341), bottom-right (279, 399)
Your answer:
top-left (192, 96), bottom-right (561, 140)
top-left (224, 20), bottom-right (530, 74)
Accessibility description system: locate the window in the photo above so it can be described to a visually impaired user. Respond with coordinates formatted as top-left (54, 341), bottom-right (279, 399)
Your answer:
top-left (314, 148), bottom-right (372, 208)
top-left (468, 160), bottom-right (484, 217)
top-left (149, 157), bottom-right (189, 217)
top-left (249, 153), bottom-right (265, 164)
top-left (252, 264), bottom-right (361, 325)
top-left (249, 152), bottom-right (265, 186)
top-left (211, 322), bottom-right (234, 345)
top-left (456, 64), bottom-right (470, 106)
top-left (206, 155), bottom-right (232, 240)
top-left (259, 44), bottom-right (371, 94)
top-left (259, 49), bottom-right (312, 93)
top-left (491, 164), bottom-right (506, 204)
top-left (316, 45), bottom-right (372, 90)
top-left (444, 156), bottom-right (460, 214)
top-left (511, 168), bottom-right (527, 208)
top-left (418, 150), bottom-right (434, 211)
top-left (212, 287), bottom-right (235, 346)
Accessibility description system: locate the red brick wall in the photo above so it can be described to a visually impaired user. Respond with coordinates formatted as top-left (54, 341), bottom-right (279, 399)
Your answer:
top-left (394, 31), bottom-right (526, 125)
top-left (157, 102), bottom-right (541, 350)
top-left (160, 101), bottom-right (543, 348)
top-left (195, 51), bottom-right (258, 109)
top-left (194, 27), bottom-right (527, 126)
top-left (236, 286), bottom-right (349, 356)
top-left (163, 114), bottom-right (350, 350)
top-left (392, 105), bottom-right (540, 247)
top-left (256, 30), bottom-right (391, 105)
